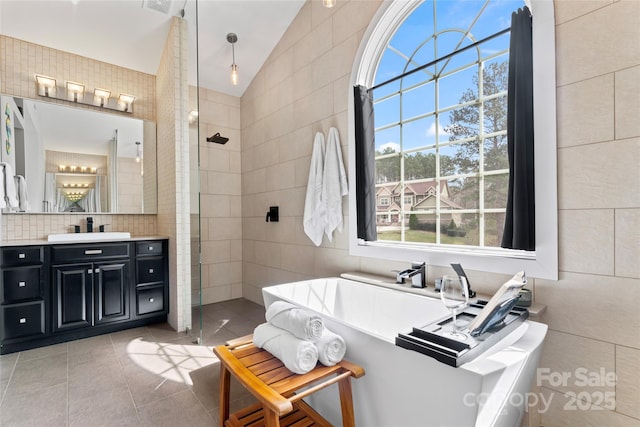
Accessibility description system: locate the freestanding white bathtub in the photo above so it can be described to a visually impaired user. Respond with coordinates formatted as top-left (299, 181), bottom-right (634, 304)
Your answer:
top-left (262, 277), bottom-right (547, 427)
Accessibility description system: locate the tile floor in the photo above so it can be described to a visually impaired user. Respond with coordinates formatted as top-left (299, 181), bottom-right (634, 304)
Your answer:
top-left (0, 298), bottom-right (266, 427)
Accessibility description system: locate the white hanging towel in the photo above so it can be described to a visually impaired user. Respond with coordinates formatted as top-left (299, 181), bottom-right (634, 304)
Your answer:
top-left (14, 175), bottom-right (30, 211)
top-left (303, 132), bottom-right (326, 246)
top-left (1, 162), bottom-right (18, 208)
top-left (322, 127), bottom-right (348, 242)
top-left (44, 172), bottom-right (57, 212)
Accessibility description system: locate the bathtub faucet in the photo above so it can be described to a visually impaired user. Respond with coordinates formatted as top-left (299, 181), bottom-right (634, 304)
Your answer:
top-left (396, 261), bottom-right (426, 288)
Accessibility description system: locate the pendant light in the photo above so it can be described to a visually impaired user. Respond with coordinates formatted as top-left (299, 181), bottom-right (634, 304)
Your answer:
top-left (227, 33), bottom-right (239, 86)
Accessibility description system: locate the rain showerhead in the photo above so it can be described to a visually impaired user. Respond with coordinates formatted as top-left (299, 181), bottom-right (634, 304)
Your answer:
top-left (206, 132), bottom-right (229, 144)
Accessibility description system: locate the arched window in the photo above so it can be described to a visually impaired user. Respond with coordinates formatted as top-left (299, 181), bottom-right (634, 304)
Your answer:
top-left (349, 0), bottom-right (558, 279)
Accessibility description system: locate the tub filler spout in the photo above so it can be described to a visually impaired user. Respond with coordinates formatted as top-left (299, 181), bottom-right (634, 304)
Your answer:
top-left (396, 261), bottom-right (426, 288)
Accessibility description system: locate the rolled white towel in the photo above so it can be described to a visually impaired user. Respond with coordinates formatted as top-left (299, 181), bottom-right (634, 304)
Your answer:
top-left (253, 323), bottom-right (318, 374)
top-left (315, 328), bottom-right (346, 366)
top-left (265, 301), bottom-right (324, 342)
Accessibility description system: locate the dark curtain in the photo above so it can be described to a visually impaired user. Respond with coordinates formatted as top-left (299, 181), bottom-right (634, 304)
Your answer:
top-left (501, 6), bottom-right (535, 251)
top-left (354, 85), bottom-right (377, 241)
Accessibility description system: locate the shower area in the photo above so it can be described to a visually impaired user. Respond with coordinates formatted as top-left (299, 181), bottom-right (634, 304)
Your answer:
top-left (182, 0), bottom-right (244, 345)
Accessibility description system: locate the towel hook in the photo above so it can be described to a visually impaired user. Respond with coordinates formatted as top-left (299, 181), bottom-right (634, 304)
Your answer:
top-left (266, 206), bottom-right (279, 222)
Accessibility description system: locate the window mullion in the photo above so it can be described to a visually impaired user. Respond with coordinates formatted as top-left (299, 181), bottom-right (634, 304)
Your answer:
top-left (399, 89), bottom-right (405, 242)
top-left (478, 59), bottom-right (485, 247)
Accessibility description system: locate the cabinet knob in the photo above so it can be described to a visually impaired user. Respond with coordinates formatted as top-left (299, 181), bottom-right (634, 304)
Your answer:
top-left (19, 281), bottom-right (26, 287)
top-left (149, 298), bottom-right (155, 302)
top-left (19, 317), bottom-right (27, 324)
top-left (18, 253), bottom-right (26, 259)
top-left (149, 269), bottom-right (154, 274)
top-left (148, 246), bottom-right (154, 251)
top-left (85, 249), bottom-right (103, 255)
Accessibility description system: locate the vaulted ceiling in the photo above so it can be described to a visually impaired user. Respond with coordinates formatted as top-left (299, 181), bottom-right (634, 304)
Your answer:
top-left (0, 0), bottom-right (306, 97)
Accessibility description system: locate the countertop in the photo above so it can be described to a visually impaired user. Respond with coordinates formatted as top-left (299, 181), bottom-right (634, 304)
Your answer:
top-left (1, 236), bottom-right (169, 247)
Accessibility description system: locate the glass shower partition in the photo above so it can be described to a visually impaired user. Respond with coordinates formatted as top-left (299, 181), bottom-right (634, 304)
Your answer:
top-left (185, 0), bottom-right (203, 344)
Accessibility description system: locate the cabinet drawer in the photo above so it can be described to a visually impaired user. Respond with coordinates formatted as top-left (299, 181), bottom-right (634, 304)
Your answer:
top-left (1, 247), bottom-right (43, 266)
top-left (2, 301), bottom-right (45, 340)
top-left (136, 241), bottom-right (164, 256)
top-left (136, 258), bottom-right (164, 285)
top-left (2, 267), bottom-right (42, 303)
top-left (137, 286), bottom-right (165, 315)
top-left (51, 243), bottom-right (130, 263)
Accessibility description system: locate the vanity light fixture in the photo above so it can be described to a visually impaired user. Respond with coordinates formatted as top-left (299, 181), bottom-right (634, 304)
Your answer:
top-left (135, 141), bottom-right (142, 163)
top-left (34, 74), bottom-right (135, 114)
top-left (322, 0), bottom-right (336, 8)
top-left (93, 88), bottom-right (111, 107)
top-left (35, 74), bottom-right (57, 97)
top-left (66, 81), bottom-right (85, 103)
top-left (58, 165), bottom-right (96, 174)
top-left (227, 33), bottom-right (239, 86)
top-left (117, 93), bottom-right (136, 112)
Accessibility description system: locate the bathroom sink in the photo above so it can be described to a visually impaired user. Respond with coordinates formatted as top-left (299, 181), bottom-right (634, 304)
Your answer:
top-left (47, 232), bottom-right (131, 242)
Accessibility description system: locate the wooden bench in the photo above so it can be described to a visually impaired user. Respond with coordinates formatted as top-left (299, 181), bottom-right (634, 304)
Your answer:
top-left (213, 335), bottom-right (365, 427)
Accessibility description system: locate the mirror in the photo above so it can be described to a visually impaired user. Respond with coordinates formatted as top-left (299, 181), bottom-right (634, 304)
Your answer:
top-left (1, 94), bottom-right (157, 214)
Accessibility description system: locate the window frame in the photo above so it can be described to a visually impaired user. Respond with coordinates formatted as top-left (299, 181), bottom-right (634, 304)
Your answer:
top-left (348, 0), bottom-right (558, 280)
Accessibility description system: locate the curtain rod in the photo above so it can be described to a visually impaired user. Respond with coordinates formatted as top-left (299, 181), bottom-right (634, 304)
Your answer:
top-left (368, 27), bottom-right (511, 93)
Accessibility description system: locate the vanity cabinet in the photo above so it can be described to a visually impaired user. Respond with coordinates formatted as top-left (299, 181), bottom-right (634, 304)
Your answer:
top-left (51, 242), bottom-right (131, 332)
top-left (134, 241), bottom-right (168, 317)
top-left (0, 246), bottom-right (47, 344)
top-left (0, 238), bottom-right (168, 354)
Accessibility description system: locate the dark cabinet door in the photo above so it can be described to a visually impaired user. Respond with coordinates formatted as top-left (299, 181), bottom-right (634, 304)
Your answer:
top-left (53, 264), bottom-right (92, 332)
top-left (94, 261), bottom-right (130, 325)
top-left (2, 266), bottom-right (43, 303)
top-left (1, 301), bottom-right (45, 340)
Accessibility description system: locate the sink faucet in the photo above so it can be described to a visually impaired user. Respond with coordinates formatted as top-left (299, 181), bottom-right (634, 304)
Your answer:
top-left (396, 261), bottom-right (426, 288)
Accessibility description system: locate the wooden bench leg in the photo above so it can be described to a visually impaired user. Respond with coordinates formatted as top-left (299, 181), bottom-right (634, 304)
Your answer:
top-left (264, 409), bottom-right (280, 427)
top-left (219, 364), bottom-right (231, 426)
top-left (338, 376), bottom-right (355, 427)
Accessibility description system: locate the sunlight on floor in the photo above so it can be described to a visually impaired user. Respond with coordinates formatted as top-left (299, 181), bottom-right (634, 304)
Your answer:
top-left (126, 338), bottom-right (220, 385)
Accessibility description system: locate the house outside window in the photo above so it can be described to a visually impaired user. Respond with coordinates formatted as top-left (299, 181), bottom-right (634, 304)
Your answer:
top-left (371, 0), bottom-right (517, 247)
top-left (349, 0), bottom-right (558, 279)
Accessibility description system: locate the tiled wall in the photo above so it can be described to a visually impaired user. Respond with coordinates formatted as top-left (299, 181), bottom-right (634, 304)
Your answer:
top-left (0, 35), bottom-right (155, 123)
top-left (190, 86), bottom-right (242, 306)
top-left (534, 0), bottom-right (640, 424)
top-left (0, 34), bottom-right (158, 240)
top-left (240, 0), bottom-right (639, 425)
top-left (155, 17), bottom-right (191, 332)
top-left (241, 0), bottom-right (381, 304)
top-left (1, 213), bottom-right (156, 240)
top-left (117, 157), bottom-right (144, 214)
